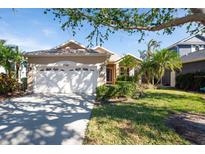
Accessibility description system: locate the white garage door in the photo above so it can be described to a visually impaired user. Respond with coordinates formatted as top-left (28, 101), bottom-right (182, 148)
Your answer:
top-left (34, 65), bottom-right (98, 94)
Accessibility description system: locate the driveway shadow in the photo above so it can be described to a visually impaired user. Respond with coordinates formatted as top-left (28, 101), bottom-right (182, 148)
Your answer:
top-left (0, 93), bottom-right (94, 145)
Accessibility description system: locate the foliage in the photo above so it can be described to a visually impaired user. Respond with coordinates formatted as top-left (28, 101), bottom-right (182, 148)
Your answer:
top-left (120, 54), bottom-right (140, 70)
top-left (0, 41), bottom-right (23, 79)
top-left (96, 85), bottom-right (118, 101)
top-left (140, 58), bottom-right (156, 84)
top-left (0, 73), bottom-right (20, 94)
top-left (138, 39), bottom-right (161, 85)
top-left (117, 75), bottom-right (137, 82)
top-left (0, 41), bottom-right (24, 94)
top-left (21, 77), bottom-right (28, 92)
top-left (116, 81), bottom-right (138, 97)
top-left (84, 89), bottom-right (205, 144)
top-left (176, 72), bottom-right (205, 91)
top-left (139, 39), bottom-right (161, 60)
top-left (152, 49), bottom-right (182, 83)
top-left (45, 8), bottom-right (205, 46)
top-left (140, 49), bottom-right (182, 85)
top-left (119, 54), bottom-right (141, 81)
top-left (96, 82), bottom-right (138, 101)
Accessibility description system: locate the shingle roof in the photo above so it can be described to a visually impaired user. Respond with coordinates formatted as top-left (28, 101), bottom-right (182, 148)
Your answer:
top-left (94, 46), bottom-right (121, 62)
top-left (24, 48), bottom-right (106, 57)
top-left (181, 49), bottom-right (205, 63)
top-left (24, 40), bottom-right (108, 57)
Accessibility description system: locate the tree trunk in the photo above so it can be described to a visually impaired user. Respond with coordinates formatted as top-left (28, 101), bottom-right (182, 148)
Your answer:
top-left (152, 76), bottom-right (154, 85)
top-left (16, 63), bottom-right (20, 82)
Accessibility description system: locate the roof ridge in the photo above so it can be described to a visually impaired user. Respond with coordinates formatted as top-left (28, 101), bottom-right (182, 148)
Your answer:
top-left (93, 46), bottom-right (116, 55)
top-left (53, 39), bottom-right (86, 49)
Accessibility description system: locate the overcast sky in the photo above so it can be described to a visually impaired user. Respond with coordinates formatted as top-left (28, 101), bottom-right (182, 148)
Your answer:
top-left (0, 8), bottom-right (190, 57)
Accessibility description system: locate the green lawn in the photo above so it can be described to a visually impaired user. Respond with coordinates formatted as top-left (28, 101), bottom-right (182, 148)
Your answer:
top-left (84, 89), bottom-right (205, 144)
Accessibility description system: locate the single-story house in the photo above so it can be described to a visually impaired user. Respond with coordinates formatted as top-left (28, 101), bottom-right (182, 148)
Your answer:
top-left (24, 40), bottom-right (141, 94)
top-left (162, 34), bottom-right (205, 87)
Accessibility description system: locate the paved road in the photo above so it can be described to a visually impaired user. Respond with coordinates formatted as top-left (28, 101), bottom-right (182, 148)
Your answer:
top-left (0, 93), bottom-right (94, 145)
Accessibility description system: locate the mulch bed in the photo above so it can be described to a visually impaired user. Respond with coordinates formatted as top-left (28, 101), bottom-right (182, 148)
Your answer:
top-left (166, 112), bottom-right (205, 144)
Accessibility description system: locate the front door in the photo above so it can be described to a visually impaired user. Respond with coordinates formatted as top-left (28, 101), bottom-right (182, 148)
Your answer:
top-left (106, 67), bottom-right (113, 84)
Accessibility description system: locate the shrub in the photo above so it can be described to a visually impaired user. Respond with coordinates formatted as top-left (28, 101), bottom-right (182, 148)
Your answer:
top-left (96, 85), bottom-right (108, 101)
top-left (21, 77), bottom-right (27, 91)
top-left (96, 84), bottom-right (118, 101)
top-left (96, 81), bottom-right (139, 101)
top-left (0, 73), bottom-right (19, 94)
top-left (116, 81), bottom-right (137, 97)
top-left (176, 72), bottom-right (205, 91)
top-left (117, 75), bottom-right (137, 82)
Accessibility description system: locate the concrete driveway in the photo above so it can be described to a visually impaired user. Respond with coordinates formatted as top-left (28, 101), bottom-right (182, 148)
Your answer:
top-left (0, 93), bottom-right (94, 145)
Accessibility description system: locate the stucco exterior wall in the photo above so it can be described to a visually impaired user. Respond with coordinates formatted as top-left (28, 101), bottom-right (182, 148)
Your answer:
top-left (97, 63), bottom-right (106, 86)
top-left (27, 56), bottom-right (108, 64)
top-left (115, 63), bottom-right (120, 77)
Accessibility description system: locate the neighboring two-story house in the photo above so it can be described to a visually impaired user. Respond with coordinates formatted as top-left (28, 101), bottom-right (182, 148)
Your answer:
top-left (162, 34), bottom-right (205, 87)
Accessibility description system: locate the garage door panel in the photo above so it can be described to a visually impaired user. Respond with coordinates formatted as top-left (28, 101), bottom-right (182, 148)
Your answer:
top-left (34, 65), bottom-right (97, 94)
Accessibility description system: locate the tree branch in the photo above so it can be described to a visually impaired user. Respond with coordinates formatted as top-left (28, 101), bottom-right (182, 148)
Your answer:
top-left (104, 13), bottom-right (205, 31)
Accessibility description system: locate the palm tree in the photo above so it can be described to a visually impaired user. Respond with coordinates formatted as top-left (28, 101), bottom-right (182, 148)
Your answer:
top-left (138, 39), bottom-right (161, 84)
top-left (139, 58), bottom-right (157, 84)
top-left (139, 39), bottom-right (161, 60)
top-left (147, 39), bottom-right (161, 56)
top-left (0, 41), bottom-right (23, 80)
top-left (152, 49), bottom-right (182, 84)
top-left (13, 47), bottom-right (23, 81)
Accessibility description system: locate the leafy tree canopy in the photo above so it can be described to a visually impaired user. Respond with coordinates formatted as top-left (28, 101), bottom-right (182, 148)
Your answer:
top-left (45, 8), bottom-right (205, 46)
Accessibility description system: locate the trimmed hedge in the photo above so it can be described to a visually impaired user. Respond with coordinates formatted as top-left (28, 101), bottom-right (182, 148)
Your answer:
top-left (96, 81), bottom-right (138, 101)
top-left (176, 72), bottom-right (205, 91)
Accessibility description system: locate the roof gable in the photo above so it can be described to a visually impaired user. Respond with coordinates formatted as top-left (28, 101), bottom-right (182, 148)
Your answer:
top-left (117, 53), bottom-right (142, 63)
top-left (167, 34), bottom-right (205, 49)
top-left (94, 46), bottom-right (114, 55)
top-left (54, 40), bottom-right (86, 49)
top-left (183, 35), bottom-right (205, 44)
top-left (94, 46), bottom-right (121, 62)
top-left (24, 40), bottom-right (108, 57)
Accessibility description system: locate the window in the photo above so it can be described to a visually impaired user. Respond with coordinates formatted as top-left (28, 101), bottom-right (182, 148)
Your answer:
top-left (63, 64), bottom-right (69, 67)
top-left (120, 67), bottom-right (125, 75)
top-left (83, 68), bottom-right (88, 71)
top-left (60, 69), bottom-right (65, 71)
top-left (46, 68), bottom-right (52, 71)
top-left (40, 69), bottom-right (44, 72)
top-left (195, 45), bottom-right (200, 51)
top-left (90, 69), bottom-right (95, 71)
top-left (120, 67), bottom-right (129, 76)
top-left (69, 69), bottom-right (74, 71)
top-left (75, 68), bottom-right (81, 71)
top-left (53, 68), bottom-right (59, 71)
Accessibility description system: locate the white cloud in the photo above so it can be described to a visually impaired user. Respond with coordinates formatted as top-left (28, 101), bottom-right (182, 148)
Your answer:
top-left (0, 20), bottom-right (53, 51)
top-left (0, 32), bottom-right (52, 51)
top-left (42, 28), bottom-right (56, 37)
